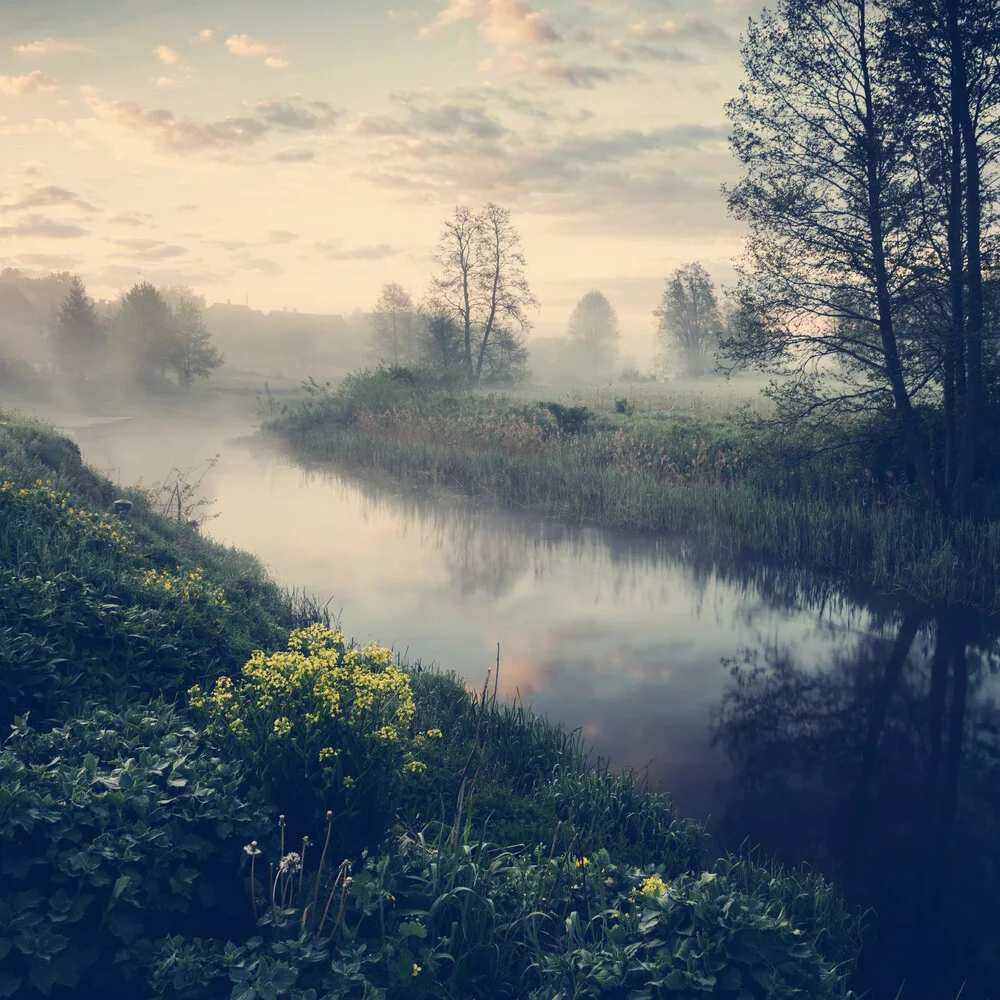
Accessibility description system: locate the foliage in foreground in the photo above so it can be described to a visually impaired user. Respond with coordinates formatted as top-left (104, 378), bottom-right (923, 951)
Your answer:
top-left (0, 410), bottom-right (864, 999)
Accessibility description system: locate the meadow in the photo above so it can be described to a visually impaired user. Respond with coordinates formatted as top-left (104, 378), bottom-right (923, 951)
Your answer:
top-left (267, 367), bottom-right (1000, 616)
top-left (0, 405), bottom-right (867, 999)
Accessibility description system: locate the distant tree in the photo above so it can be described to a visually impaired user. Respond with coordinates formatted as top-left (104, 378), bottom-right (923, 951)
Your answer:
top-left (171, 293), bottom-right (223, 388)
top-left (115, 282), bottom-right (179, 384)
top-left (479, 324), bottom-right (529, 385)
top-left (369, 282), bottom-right (418, 365)
top-left (431, 206), bottom-right (480, 381)
top-left (418, 300), bottom-right (465, 372)
top-left (431, 203), bottom-right (538, 384)
top-left (653, 263), bottom-right (722, 376)
top-left (53, 276), bottom-right (103, 374)
top-left (567, 289), bottom-right (620, 377)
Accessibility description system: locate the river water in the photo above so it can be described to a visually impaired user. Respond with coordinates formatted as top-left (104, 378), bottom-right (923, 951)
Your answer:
top-left (60, 410), bottom-right (1000, 1000)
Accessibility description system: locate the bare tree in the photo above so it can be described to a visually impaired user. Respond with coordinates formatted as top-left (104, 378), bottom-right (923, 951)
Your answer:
top-left (431, 206), bottom-right (480, 381)
top-left (369, 282), bottom-right (418, 366)
top-left (430, 203), bottom-right (537, 384)
top-left (654, 263), bottom-right (722, 376)
top-left (472, 202), bottom-right (538, 384)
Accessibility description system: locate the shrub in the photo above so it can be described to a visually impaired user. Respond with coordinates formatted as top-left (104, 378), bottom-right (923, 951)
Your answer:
top-left (614, 397), bottom-right (634, 415)
top-left (0, 702), bottom-right (271, 998)
top-left (540, 401), bottom-right (593, 435)
top-left (189, 624), bottom-right (432, 851)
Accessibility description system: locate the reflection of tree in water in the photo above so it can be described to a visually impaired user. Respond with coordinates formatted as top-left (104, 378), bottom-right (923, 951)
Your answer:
top-left (713, 612), bottom-right (1000, 1000)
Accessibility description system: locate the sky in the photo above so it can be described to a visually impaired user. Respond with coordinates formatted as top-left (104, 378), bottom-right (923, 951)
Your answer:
top-left (0, 0), bottom-right (757, 357)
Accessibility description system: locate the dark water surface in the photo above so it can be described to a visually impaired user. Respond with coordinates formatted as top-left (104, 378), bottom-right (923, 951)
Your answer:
top-left (65, 414), bottom-right (1000, 1000)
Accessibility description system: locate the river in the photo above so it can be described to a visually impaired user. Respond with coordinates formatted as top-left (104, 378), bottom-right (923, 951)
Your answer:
top-left (55, 406), bottom-right (1000, 1000)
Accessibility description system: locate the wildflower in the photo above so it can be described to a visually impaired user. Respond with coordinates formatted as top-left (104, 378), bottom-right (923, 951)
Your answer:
top-left (318, 746), bottom-right (339, 762)
top-left (278, 852), bottom-right (302, 875)
top-left (244, 842), bottom-right (261, 857)
top-left (575, 857), bottom-right (590, 869)
top-left (273, 717), bottom-right (293, 738)
top-left (343, 775), bottom-right (355, 790)
top-left (426, 728), bottom-right (443, 739)
top-left (412, 964), bottom-right (421, 977)
top-left (638, 874), bottom-right (668, 897)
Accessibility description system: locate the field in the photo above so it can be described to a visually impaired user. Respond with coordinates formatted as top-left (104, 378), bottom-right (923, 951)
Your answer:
top-left (267, 369), bottom-right (1000, 616)
top-left (0, 406), bottom-right (865, 999)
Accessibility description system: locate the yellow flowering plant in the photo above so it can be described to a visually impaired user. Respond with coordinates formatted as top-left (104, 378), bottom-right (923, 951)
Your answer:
top-left (189, 622), bottom-right (426, 847)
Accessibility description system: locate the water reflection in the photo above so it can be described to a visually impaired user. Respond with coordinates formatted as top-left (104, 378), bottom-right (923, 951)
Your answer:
top-left (63, 421), bottom-right (1000, 998)
top-left (714, 613), bottom-right (1000, 999)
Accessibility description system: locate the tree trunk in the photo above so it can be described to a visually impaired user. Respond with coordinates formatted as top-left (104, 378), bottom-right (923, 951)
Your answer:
top-left (948, 0), bottom-right (985, 516)
top-left (859, 0), bottom-right (940, 506)
top-left (944, 111), bottom-right (964, 500)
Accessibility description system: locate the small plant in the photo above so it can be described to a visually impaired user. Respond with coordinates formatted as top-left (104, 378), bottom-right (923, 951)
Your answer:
top-left (539, 401), bottom-right (593, 435)
top-left (189, 623), bottom-right (431, 850)
top-left (140, 456), bottom-right (220, 526)
top-left (614, 397), bottom-right (634, 415)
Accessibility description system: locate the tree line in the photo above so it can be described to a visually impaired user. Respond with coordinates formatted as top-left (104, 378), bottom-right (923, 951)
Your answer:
top-left (52, 277), bottom-right (223, 390)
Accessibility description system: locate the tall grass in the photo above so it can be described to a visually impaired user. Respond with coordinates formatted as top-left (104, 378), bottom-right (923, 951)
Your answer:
top-left (273, 413), bottom-right (1000, 615)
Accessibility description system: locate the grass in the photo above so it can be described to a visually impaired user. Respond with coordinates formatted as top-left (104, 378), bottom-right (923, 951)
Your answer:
top-left (0, 404), bottom-right (868, 999)
top-left (265, 368), bottom-right (1000, 615)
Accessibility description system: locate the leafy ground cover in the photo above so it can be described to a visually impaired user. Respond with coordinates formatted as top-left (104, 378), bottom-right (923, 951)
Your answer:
top-left (0, 407), bottom-right (865, 999)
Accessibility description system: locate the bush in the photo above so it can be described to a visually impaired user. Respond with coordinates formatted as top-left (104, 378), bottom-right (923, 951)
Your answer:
top-left (189, 623), bottom-right (432, 851)
top-left (540, 402), bottom-right (593, 435)
top-left (0, 702), bottom-right (271, 998)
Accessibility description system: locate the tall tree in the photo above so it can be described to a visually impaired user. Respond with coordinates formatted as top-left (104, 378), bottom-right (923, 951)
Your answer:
top-left (567, 289), bottom-right (620, 377)
top-left (471, 203), bottom-right (537, 384)
top-left (430, 203), bottom-right (537, 384)
top-left (653, 263), bottom-right (722, 376)
top-left (369, 282), bottom-right (418, 366)
top-left (171, 293), bottom-right (223, 388)
top-left (53, 275), bottom-right (103, 374)
top-left (724, 0), bottom-right (1000, 515)
top-left (724, 0), bottom-right (941, 502)
top-left (431, 206), bottom-right (480, 381)
top-left (478, 324), bottom-right (529, 384)
top-left (115, 282), bottom-right (179, 384)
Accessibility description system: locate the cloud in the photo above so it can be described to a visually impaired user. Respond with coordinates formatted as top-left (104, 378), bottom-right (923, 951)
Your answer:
top-left (264, 57), bottom-right (290, 69)
top-left (12, 252), bottom-right (80, 268)
top-left (0, 214), bottom-right (89, 238)
top-left (273, 148), bottom-right (315, 163)
top-left (530, 58), bottom-right (631, 88)
top-left (348, 97), bottom-right (505, 141)
top-left (244, 257), bottom-right (283, 274)
top-left (387, 9), bottom-right (417, 19)
top-left (154, 45), bottom-right (180, 65)
top-left (226, 33), bottom-right (283, 57)
top-left (12, 38), bottom-right (88, 56)
top-left (113, 238), bottom-right (163, 250)
top-left (94, 100), bottom-right (268, 154)
top-left (0, 71), bottom-right (61, 96)
top-left (108, 211), bottom-right (153, 226)
top-left (190, 29), bottom-right (213, 45)
top-left (0, 185), bottom-right (97, 214)
top-left (420, 0), bottom-right (559, 48)
top-left (267, 230), bottom-right (298, 243)
top-left (254, 98), bottom-right (339, 131)
top-left (314, 241), bottom-right (400, 260)
top-left (209, 239), bottom-right (253, 250)
top-left (628, 13), bottom-right (729, 44)
top-left (134, 244), bottom-right (187, 261)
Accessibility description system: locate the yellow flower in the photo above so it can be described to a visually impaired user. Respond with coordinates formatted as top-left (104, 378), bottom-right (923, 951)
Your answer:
top-left (318, 746), bottom-right (339, 762)
top-left (412, 964), bottom-right (421, 977)
top-left (343, 775), bottom-right (355, 790)
top-left (273, 717), bottom-right (293, 737)
top-left (575, 857), bottom-right (590, 868)
top-left (638, 875), bottom-right (668, 897)
top-left (426, 728), bottom-right (443, 739)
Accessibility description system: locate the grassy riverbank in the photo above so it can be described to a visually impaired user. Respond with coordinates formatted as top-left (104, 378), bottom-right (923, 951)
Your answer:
top-left (0, 406), bottom-right (867, 999)
top-left (267, 369), bottom-right (1000, 616)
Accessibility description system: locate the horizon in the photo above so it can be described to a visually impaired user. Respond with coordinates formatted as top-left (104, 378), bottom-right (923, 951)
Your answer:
top-left (0, 0), bottom-right (753, 359)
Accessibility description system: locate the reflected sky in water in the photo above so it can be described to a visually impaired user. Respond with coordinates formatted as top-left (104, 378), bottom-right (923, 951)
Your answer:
top-left (64, 416), bottom-right (1000, 1000)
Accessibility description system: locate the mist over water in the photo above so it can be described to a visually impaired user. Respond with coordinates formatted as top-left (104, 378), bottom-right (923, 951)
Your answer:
top-left (52, 405), bottom-right (1000, 1000)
